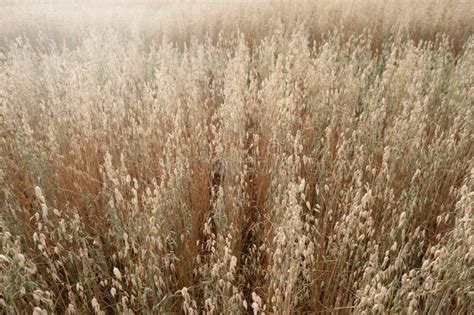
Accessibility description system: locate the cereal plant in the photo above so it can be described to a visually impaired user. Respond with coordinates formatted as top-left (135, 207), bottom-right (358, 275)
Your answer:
top-left (0, 0), bottom-right (473, 314)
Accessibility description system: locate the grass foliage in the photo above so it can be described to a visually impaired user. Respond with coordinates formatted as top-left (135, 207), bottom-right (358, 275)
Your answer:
top-left (1, 0), bottom-right (473, 314)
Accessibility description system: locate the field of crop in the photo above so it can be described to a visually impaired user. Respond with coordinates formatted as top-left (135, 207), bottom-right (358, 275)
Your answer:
top-left (0, 0), bottom-right (473, 314)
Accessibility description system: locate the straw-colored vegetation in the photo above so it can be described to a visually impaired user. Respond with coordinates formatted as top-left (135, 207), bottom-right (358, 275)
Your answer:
top-left (1, 1), bottom-right (473, 314)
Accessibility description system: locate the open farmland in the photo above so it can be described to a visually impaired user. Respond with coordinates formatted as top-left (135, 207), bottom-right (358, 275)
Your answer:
top-left (0, 1), bottom-right (473, 314)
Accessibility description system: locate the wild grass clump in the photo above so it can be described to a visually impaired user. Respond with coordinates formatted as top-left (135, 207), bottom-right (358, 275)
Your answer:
top-left (1, 0), bottom-right (473, 314)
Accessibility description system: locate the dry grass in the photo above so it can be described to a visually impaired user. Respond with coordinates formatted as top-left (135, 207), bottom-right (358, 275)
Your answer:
top-left (1, 0), bottom-right (473, 314)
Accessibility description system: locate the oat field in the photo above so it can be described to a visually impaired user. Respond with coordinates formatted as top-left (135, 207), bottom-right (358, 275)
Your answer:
top-left (0, 1), bottom-right (473, 314)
